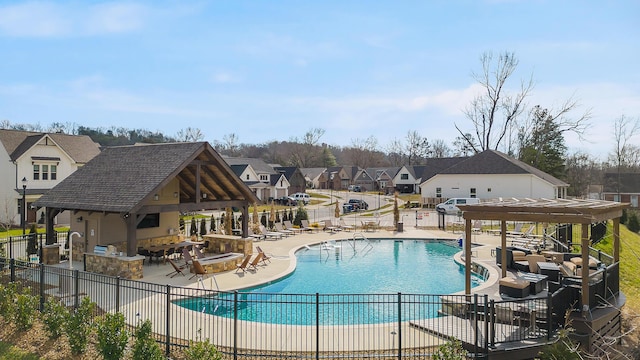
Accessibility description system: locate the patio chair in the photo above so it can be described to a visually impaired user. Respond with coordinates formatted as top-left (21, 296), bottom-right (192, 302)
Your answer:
top-left (235, 254), bottom-right (252, 273)
top-left (182, 247), bottom-right (194, 267)
top-left (256, 246), bottom-right (271, 263)
top-left (506, 223), bottom-right (525, 237)
top-left (189, 259), bottom-right (209, 280)
top-left (166, 258), bottom-right (186, 278)
top-left (323, 219), bottom-right (340, 232)
top-left (339, 219), bottom-right (354, 231)
top-left (193, 245), bottom-right (206, 259)
top-left (525, 254), bottom-right (546, 273)
top-left (300, 220), bottom-right (314, 232)
top-left (283, 220), bottom-right (302, 234)
top-left (248, 253), bottom-right (264, 271)
top-left (259, 225), bottom-right (283, 240)
top-left (471, 220), bottom-right (483, 233)
top-left (274, 223), bottom-right (294, 237)
top-left (248, 227), bottom-right (265, 241)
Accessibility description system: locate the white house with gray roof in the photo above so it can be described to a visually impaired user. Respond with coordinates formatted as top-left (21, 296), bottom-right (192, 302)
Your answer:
top-left (0, 129), bottom-right (101, 227)
top-left (419, 150), bottom-right (569, 201)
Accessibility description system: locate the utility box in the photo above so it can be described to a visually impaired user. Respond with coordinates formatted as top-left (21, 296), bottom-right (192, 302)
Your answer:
top-left (397, 222), bottom-right (403, 232)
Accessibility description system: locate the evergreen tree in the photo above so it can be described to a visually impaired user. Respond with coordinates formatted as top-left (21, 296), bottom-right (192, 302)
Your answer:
top-left (293, 204), bottom-right (308, 226)
top-left (209, 215), bottom-right (216, 232)
top-left (518, 106), bottom-right (567, 179)
top-left (200, 218), bottom-right (207, 236)
top-left (190, 217), bottom-right (197, 236)
top-left (261, 211), bottom-right (267, 227)
top-left (26, 223), bottom-right (38, 255)
top-left (628, 211), bottom-right (640, 233)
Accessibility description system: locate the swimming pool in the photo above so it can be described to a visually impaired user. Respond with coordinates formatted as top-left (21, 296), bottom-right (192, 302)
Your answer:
top-left (176, 239), bottom-right (482, 325)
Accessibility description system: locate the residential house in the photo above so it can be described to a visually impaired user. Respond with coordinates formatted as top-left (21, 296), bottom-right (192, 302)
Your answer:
top-left (225, 157), bottom-right (290, 203)
top-left (602, 173), bottom-right (640, 208)
top-left (352, 168), bottom-right (375, 191)
top-left (273, 166), bottom-right (306, 194)
top-left (419, 150), bottom-right (569, 202)
top-left (318, 167), bottom-right (349, 190)
top-left (367, 167), bottom-right (397, 194)
top-left (0, 129), bottom-right (100, 227)
top-left (301, 167), bottom-right (326, 189)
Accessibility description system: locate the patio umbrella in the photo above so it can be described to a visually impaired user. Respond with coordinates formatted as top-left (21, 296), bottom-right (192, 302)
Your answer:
top-left (334, 201), bottom-right (340, 218)
top-left (252, 203), bottom-right (260, 232)
top-left (269, 202), bottom-right (276, 228)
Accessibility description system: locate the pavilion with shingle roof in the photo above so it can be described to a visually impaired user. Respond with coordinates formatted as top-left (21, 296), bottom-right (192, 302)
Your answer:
top-left (34, 142), bottom-right (259, 256)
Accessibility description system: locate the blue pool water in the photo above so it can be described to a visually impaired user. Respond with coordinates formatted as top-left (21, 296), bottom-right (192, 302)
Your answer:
top-left (176, 239), bottom-right (481, 325)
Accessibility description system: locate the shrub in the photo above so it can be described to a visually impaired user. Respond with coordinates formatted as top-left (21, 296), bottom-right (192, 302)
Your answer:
top-left (432, 339), bottom-right (467, 359)
top-left (0, 283), bottom-right (18, 321)
top-left (190, 217), bottom-right (197, 236)
top-left (26, 223), bottom-right (38, 256)
top-left (42, 297), bottom-right (68, 339)
top-left (538, 328), bottom-right (581, 359)
top-left (65, 297), bottom-right (96, 355)
top-left (183, 331), bottom-right (223, 360)
top-left (200, 218), bottom-right (207, 237)
top-left (96, 312), bottom-right (129, 360)
top-left (13, 289), bottom-right (38, 330)
top-left (131, 319), bottom-right (164, 360)
top-left (627, 211), bottom-right (640, 233)
top-left (293, 205), bottom-right (308, 226)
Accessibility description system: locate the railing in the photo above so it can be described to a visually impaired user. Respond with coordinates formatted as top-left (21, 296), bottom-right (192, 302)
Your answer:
top-left (0, 259), bottom-right (563, 359)
top-left (0, 232), bottom-right (68, 260)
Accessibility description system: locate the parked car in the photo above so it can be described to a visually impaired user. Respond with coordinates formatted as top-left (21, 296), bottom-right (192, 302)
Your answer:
top-left (348, 185), bottom-right (362, 192)
top-left (435, 198), bottom-right (480, 214)
top-left (275, 196), bottom-right (296, 206)
top-left (348, 199), bottom-right (369, 211)
top-left (288, 192), bottom-right (311, 205)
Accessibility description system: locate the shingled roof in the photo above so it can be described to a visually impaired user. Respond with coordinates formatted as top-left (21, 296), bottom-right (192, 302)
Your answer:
top-left (34, 142), bottom-right (258, 213)
top-left (0, 129), bottom-right (100, 163)
top-left (439, 150), bottom-right (568, 186)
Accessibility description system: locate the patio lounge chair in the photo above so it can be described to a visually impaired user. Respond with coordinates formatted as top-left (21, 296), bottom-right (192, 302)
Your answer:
top-left (248, 227), bottom-right (265, 241)
top-left (193, 245), bottom-right (206, 259)
top-left (256, 246), bottom-right (271, 263)
top-left (300, 220), bottom-right (314, 232)
top-left (182, 247), bottom-right (194, 266)
top-left (166, 258), bottom-right (186, 278)
top-left (248, 253), bottom-right (264, 271)
top-left (189, 259), bottom-right (209, 280)
top-left (284, 220), bottom-right (302, 234)
top-left (235, 255), bottom-right (252, 273)
top-left (274, 223), bottom-right (294, 237)
top-left (339, 219), bottom-right (354, 231)
top-left (323, 219), bottom-right (341, 232)
top-left (260, 225), bottom-right (283, 240)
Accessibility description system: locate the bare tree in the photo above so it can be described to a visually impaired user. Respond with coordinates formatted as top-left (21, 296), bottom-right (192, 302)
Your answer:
top-left (0, 120), bottom-right (10, 129)
top-left (176, 127), bottom-right (205, 142)
top-left (347, 136), bottom-right (379, 168)
top-left (405, 130), bottom-right (430, 165)
top-left (213, 133), bottom-right (240, 156)
top-left (609, 115), bottom-right (640, 199)
top-left (452, 133), bottom-right (477, 156)
top-left (385, 138), bottom-right (404, 166)
top-left (289, 128), bottom-right (326, 167)
top-left (430, 139), bottom-right (452, 158)
top-left (456, 51), bottom-right (534, 153)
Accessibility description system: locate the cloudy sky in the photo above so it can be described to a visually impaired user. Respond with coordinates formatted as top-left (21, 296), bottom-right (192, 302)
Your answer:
top-left (1, 1), bottom-right (638, 160)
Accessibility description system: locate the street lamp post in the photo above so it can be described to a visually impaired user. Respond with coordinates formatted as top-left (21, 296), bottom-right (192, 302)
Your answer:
top-left (21, 177), bottom-right (27, 235)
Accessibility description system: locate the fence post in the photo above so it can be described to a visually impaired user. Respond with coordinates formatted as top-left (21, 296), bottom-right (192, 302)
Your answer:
top-left (483, 294), bottom-right (489, 356)
top-left (547, 292), bottom-right (552, 341)
top-left (316, 293), bottom-right (320, 360)
top-left (10, 258), bottom-right (15, 282)
top-left (397, 292), bottom-right (402, 360)
top-left (473, 294), bottom-right (478, 356)
top-left (165, 284), bottom-right (171, 357)
top-left (39, 263), bottom-right (45, 311)
top-left (233, 291), bottom-right (238, 360)
top-left (115, 277), bottom-right (120, 313)
top-left (9, 236), bottom-right (13, 259)
top-left (489, 299), bottom-right (495, 348)
top-left (73, 269), bottom-right (79, 310)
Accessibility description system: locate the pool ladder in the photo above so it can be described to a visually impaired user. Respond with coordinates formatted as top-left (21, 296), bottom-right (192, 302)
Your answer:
top-left (350, 233), bottom-right (374, 254)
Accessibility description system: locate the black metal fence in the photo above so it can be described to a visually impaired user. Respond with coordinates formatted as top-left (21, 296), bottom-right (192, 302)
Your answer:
top-left (0, 259), bottom-right (563, 359)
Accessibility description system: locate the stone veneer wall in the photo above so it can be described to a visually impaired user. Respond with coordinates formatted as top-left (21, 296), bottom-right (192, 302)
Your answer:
top-left (42, 245), bottom-right (60, 265)
top-left (85, 254), bottom-right (145, 280)
top-left (202, 234), bottom-right (252, 256)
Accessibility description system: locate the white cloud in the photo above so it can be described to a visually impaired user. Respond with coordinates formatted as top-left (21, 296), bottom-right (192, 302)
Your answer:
top-left (212, 71), bottom-right (241, 84)
top-left (0, 1), bottom-right (148, 37)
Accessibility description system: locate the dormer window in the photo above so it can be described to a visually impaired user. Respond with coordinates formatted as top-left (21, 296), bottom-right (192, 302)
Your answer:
top-left (33, 163), bottom-right (57, 181)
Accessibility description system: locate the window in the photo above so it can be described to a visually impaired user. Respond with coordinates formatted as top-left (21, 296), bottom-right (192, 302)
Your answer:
top-left (436, 187), bottom-right (442, 198)
top-left (33, 163), bottom-right (57, 181)
top-left (470, 188), bottom-right (476, 198)
top-left (137, 213), bottom-right (160, 229)
top-left (246, 174), bottom-right (250, 180)
top-left (487, 188), bottom-right (491, 192)
top-left (401, 174), bottom-right (409, 180)
top-left (260, 174), bottom-right (268, 181)
top-left (50, 165), bottom-right (57, 180)
top-left (33, 165), bottom-right (40, 180)
top-left (42, 165), bottom-right (49, 180)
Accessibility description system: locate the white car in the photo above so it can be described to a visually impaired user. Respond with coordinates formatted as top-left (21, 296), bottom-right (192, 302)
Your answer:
top-left (435, 198), bottom-right (480, 214)
top-left (288, 192), bottom-right (310, 205)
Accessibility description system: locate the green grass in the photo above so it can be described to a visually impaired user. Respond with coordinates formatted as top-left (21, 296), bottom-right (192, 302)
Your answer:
top-left (593, 224), bottom-right (640, 311)
top-left (0, 342), bottom-right (40, 360)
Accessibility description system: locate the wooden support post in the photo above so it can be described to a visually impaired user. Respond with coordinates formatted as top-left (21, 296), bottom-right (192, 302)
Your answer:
top-left (501, 221), bottom-right (507, 278)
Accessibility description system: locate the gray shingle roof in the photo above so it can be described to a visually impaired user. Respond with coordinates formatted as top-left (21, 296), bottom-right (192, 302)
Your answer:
top-left (603, 173), bottom-right (640, 193)
top-left (34, 142), bottom-right (257, 213)
top-left (440, 150), bottom-right (568, 186)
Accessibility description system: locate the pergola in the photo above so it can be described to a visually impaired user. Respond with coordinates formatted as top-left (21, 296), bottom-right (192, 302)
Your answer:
top-left (458, 198), bottom-right (629, 308)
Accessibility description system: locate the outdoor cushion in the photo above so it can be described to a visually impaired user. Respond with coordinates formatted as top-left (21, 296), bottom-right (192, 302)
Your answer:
top-left (499, 277), bottom-right (530, 298)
